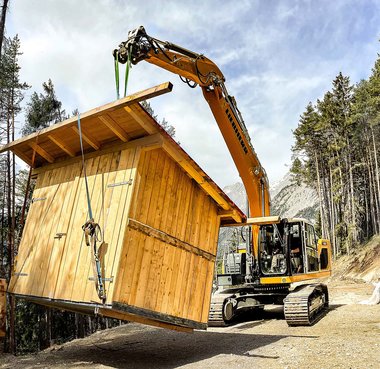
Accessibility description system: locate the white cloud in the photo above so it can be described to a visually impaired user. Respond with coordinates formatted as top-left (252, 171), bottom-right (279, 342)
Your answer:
top-left (6, 0), bottom-right (380, 190)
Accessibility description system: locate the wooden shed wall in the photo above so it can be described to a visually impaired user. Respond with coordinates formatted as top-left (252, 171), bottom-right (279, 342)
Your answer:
top-left (10, 146), bottom-right (141, 305)
top-left (0, 279), bottom-right (6, 337)
top-left (113, 149), bottom-right (220, 324)
top-left (10, 146), bottom-right (222, 328)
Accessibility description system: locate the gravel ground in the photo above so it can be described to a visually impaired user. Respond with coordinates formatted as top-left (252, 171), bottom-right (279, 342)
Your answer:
top-left (0, 279), bottom-right (379, 369)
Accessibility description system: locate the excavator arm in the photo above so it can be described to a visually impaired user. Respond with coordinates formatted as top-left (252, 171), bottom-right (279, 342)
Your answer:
top-left (114, 26), bottom-right (270, 224)
top-left (114, 28), bottom-right (331, 328)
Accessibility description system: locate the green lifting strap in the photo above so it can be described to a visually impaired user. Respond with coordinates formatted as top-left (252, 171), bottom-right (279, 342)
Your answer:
top-left (77, 113), bottom-right (106, 301)
top-left (114, 51), bottom-right (120, 100)
top-left (123, 45), bottom-right (132, 97)
top-left (77, 113), bottom-right (93, 220)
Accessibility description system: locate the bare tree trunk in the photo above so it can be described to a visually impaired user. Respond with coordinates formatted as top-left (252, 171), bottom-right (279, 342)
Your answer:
top-left (11, 111), bottom-right (15, 252)
top-left (46, 308), bottom-right (52, 348)
top-left (329, 165), bottom-right (336, 258)
top-left (5, 98), bottom-right (15, 354)
top-left (314, 152), bottom-right (325, 237)
top-left (0, 181), bottom-right (6, 277)
top-left (0, 0), bottom-right (9, 58)
top-left (368, 145), bottom-right (380, 234)
top-left (346, 139), bottom-right (356, 254)
top-left (371, 126), bottom-right (380, 233)
top-left (367, 149), bottom-right (378, 235)
top-left (364, 183), bottom-right (369, 239)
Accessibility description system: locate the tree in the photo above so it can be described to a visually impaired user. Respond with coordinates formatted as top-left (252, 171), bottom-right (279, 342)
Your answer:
top-left (0, 0), bottom-right (9, 59)
top-left (291, 60), bottom-right (380, 258)
top-left (22, 79), bottom-right (66, 135)
top-left (0, 34), bottom-right (29, 354)
top-left (140, 100), bottom-right (176, 138)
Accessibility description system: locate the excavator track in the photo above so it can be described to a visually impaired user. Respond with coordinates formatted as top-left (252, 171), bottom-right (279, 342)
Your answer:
top-left (284, 284), bottom-right (329, 326)
top-left (208, 295), bottom-right (228, 326)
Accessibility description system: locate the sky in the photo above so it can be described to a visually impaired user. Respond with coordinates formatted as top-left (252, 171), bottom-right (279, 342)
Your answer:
top-left (5, 0), bottom-right (380, 189)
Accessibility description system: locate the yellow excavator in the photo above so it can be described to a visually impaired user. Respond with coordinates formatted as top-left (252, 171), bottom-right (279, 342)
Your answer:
top-left (114, 26), bottom-right (332, 326)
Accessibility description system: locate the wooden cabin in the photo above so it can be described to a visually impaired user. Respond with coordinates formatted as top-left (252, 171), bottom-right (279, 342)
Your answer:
top-left (0, 82), bottom-right (245, 332)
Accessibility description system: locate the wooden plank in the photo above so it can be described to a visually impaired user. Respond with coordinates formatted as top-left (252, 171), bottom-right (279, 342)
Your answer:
top-left (18, 167), bottom-right (60, 294)
top-left (32, 133), bottom-right (163, 176)
top-left (221, 215), bottom-right (282, 227)
top-left (112, 302), bottom-right (206, 330)
top-left (105, 147), bottom-right (141, 302)
top-left (187, 194), bottom-right (209, 321)
top-left (200, 201), bottom-right (214, 251)
top-left (30, 164), bottom-right (72, 297)
top-left (0, 82), bottom-right (173, 156)
top-left (9, 172), bottom-right (48, 293)
top-left (70, 155), bottom-right (102, 302)
top-left (162, 167), bottom-right (187, 316)
top-left (79, 150), bottom-right (122, 302)
top-left (127, 220), bottom-right (215, 262)
top-left (13, 147), bottom-right (34, 166)
top-left (54, 157), bottom-right (98, 301)
top-left (182, 188), bottom-right (204, 320)
top-left (193, 257), bottom-right (209, 322)
top-left (81, 152), bottom-right (119, 303)
top-left (62, 152), bottom-right (120, 301)
top-left (71, 126), bottom-right (100, 150)
top-left (28, 141), bottom-right (55, 163)
top-left (48, 134), bottom-right (76, 157)
top-left (98, 307), bottom-right (193, 333)
top-left (115, 149), bottom-right (153, 304)
top-left (98, 115), bottom-right (130, 142)
top-left (82, 147), bottom-right (137, 303)
top-left (124, 106), bottom-right (158, 134)
top-left (172, 180), bottom-right (194, 317)
top-left (162, 141), bottom-right (230, 209)
top-left (43, 163), bottom-right (82, 298)
top-left (153, 158), bottom-right (177, 313)
top-left (14, 168), bottom-right (63, 296)
top-left (133, 150), bottom-right (166, 309)
top-left (127, 151), bottom-right (160, 307)
top-left (172, 176), bottom-right (193, 317)
top-left (141, 153), bottom-right (172, 311)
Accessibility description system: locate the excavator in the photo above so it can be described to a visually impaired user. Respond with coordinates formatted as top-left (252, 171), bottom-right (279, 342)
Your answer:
top-left (114, 26), bottom-right (332, 326)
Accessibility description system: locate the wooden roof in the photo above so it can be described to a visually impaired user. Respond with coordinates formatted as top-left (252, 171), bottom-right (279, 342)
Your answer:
top-left (0, 82), bottom-right (245, 224)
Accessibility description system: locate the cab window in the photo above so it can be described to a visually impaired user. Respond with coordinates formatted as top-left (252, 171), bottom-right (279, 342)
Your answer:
top-left (305, 223), bottom-right (318, 272)
top-left (259, 224), bottom-right (287, 275)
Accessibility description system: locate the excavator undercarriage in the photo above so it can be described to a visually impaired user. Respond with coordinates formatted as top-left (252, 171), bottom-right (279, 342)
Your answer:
top-left (208, 283), bottom-right (329, 327)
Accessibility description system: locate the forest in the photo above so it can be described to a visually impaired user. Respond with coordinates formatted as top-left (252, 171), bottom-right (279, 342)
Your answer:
top-left (291, 60), bottom-right (380, 257)
top-left (1, 0), bottom-right (380, 357)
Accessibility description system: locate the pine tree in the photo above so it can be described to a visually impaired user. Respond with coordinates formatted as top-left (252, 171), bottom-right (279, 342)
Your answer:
top-left (22, 79), bottom-right (66, 135)
top-left (140, 100), bottom-right (176, 138)
top-left (0, 34), bottom-right (29, 354)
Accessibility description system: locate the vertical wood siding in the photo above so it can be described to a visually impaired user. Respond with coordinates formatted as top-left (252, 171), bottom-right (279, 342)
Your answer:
top-left (113, 149), bottom-right (220, 323)
top-left (10, 147), bottom-right (140, 305)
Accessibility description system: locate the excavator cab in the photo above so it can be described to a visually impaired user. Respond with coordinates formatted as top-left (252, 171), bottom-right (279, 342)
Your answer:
top-left (210, 218), bottom-right (331, 326)
top-left (258, 219), bottom-right (325, 277)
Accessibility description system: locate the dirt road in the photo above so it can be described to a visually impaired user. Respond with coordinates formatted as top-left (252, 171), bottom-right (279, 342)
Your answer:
top-left (1, 280), bottom-right (379, 369)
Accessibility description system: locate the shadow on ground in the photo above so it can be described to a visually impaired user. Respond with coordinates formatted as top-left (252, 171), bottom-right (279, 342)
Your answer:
top-left (1, 306), bottom-right (321, 369)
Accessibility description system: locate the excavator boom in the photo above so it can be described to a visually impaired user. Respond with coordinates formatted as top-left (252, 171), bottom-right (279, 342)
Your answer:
top-left (114, 26), bottom-right (270, 231)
